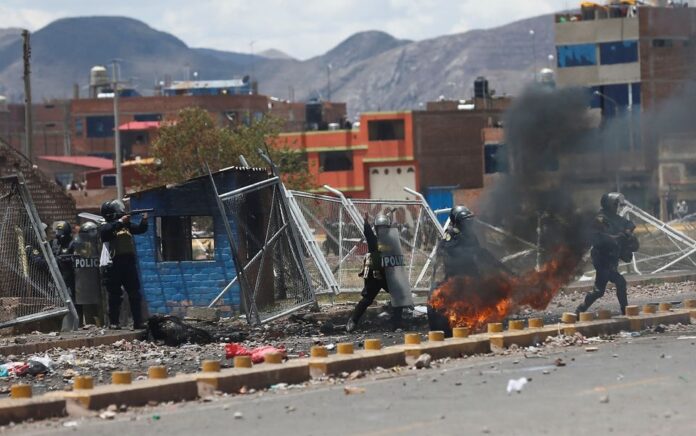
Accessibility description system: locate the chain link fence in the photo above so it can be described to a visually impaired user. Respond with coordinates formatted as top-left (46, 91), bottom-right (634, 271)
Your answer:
top-left (0, 175), bottom-right (76, 328)
top-left (216, 177), bottom-right (316, 324)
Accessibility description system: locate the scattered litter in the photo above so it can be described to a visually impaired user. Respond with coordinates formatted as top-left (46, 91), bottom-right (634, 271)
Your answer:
top-left (506, 377), bottom-right (530, 394)
top-left (325, 343), bottom-right (336, 351)
top-left (348, 370), bottom-right (364, 380)
top-left (152, 415), bottom-right (161, 421)
top-left (99, 411), bottom-right (116, 420)
top-left (234, 411), bottom-right (244, 420)
top-left (677, 336), bottom-right (696, 340)
top-left (599, 395), bottom-right (610, 404)
top-left (618, 331), bottom-right (640, 338)
top-left (554, 358), bottom-right (566, 367)
top-left (62, 421), bottom-right (79, 428)
top-left (585, 347), bottom-right (598, 353)
top-left (225, 343), bottom-right (286, 363)
top-left (653, 325), bottom-right (666, 334)
top-left (58, 354), bottom-right (76, 365)
top-left (413, 306), bottom-right (428, 316)
top-left (415, 353), bottom-right (432, 369)
top-left (344, 386), bottom-right (366, 395)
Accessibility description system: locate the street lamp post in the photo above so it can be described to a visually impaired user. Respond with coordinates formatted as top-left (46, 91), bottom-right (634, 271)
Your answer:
top-left (111, 60), bottom-right (124, 200)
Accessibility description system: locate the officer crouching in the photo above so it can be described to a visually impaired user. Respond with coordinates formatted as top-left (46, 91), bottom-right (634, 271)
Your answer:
top-left (347, 212), bottom-right (413, 332)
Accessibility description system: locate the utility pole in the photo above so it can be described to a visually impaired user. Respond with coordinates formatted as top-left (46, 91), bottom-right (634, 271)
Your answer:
top-left (111, 60), bottom-right (124, 200)
top-left (327, 63), bottom-right (332, 101)
top-left (22, 30), bottom-right (33, 161)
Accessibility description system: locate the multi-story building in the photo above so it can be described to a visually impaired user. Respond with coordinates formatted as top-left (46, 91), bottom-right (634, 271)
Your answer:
top-left (554, 1), bottom-right (696, 217)
top-left (277, 91), bottom-right (508, 206)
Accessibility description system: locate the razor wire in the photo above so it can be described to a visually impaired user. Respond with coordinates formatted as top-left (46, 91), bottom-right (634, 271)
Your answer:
top-left (214, 176), bottom-right (316, 324)
top-left (0, 175), bottom-right (77, 328)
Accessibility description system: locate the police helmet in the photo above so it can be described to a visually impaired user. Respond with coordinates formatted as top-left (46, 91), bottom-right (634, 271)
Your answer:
top-left (450, 205), bottom-right (474, 226)
top-left (100, 199), bottom-right (126, 222)
top-left (52, 221), bottom-right (72, 238)
top-left (600, 192), bottom-right (623, 214)
top-left (79, 221), bottom-right (99, 237)
top-left (374, 213), bottom-right (391, 228)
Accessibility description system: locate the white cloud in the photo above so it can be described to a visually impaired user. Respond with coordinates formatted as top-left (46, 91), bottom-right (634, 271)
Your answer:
top-left (1, 0), bottom-right (573, 58)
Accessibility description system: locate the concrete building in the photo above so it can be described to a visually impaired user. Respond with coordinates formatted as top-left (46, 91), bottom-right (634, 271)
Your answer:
top-left (277, 92), bottom-right (508, 208)
top-left (554, 1), bottom-right (696, 217)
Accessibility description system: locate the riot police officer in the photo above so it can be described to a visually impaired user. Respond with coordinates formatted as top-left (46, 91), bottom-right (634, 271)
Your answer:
top-left (99, 199), bottom-right (148, 329)
top-left (576, 192), bottom-right (638, 316)
top-left (72, 221), bottom-right (104, 326)
top-left (50, 221), bottom-right (75, 301)
top-left (346, 212), bottom-right (413, 332)
top-left (428, 205), bottom-right (509, 335)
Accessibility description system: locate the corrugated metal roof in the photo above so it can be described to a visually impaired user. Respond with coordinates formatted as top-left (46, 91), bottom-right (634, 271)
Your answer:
top-left (165, 79), bottom-right (247, 90)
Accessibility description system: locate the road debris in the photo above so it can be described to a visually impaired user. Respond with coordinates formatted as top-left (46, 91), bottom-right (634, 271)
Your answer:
top-left (415, 353), bottom-right (432, 369)
top-left (506, 377), bottom-right (530, 394)
top-left (344, 386), bottom-right (366, 395)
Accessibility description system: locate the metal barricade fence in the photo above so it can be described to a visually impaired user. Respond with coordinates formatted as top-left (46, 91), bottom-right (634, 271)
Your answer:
top-left (0, 174), bottom-right (77, 328)
top-left (620, 200), bottom-right (696, 275)
top-left (289, 187), bottom-right (445, 292)
top-left (212, 176), bottom-right (316, 324)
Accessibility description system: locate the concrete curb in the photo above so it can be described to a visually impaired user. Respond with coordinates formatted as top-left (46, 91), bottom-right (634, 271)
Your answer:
top-left (46, 375), bottom-right (199, 411)
top-left (308, 348), bottom-right (407, 378)
top-left (0, 331), bottom-right (146, 357)
top-left (196, 360), bottom-right (310, 396)
top-left (0, 396), bottom-right (66, 425)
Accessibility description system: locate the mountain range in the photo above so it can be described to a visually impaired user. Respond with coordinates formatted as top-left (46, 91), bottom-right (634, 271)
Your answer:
top-left (0, 15), bottom-right (555, 116)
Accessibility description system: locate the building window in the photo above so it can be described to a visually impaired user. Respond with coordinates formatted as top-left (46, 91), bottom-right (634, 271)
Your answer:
top-left (86, 115), bottom-right (115, 138)
top-left (101, 174), bottom-right (116, 187)
top-left (484, 144), bottom-right (508, 174)
top-left (599, 41), bottom-right (638, 65)
top-left (75, 118), bottom-right (84, 136)
top-left (156, 216), bottom-right (215, 262)
top-left (652, 39), bottom-right (673, 48)
top-left (368, 119), bottom-right (405, 141)
top-left (133, 113), bottom-right (162, 122)
top-left (556, 44), bottom-right (596, 68)
top-left (319, 151), bottom-right (353, 172)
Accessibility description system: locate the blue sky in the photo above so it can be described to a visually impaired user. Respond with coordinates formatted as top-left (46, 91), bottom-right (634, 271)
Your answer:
top-left (1, 1), bottom-right (687, 59)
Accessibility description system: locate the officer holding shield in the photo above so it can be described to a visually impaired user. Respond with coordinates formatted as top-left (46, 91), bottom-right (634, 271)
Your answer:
top-left (346, 211), bottom-right (413, 332)
top-left (72, 221), bottom-right (104, 326)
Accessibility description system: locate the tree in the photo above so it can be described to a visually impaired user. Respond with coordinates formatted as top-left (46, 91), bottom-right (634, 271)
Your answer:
top-left (138, 107), bottom-right (312, 190)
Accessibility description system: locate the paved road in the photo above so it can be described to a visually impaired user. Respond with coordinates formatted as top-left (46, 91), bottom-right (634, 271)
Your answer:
top-left (11, 325), bottom-right (696, 436)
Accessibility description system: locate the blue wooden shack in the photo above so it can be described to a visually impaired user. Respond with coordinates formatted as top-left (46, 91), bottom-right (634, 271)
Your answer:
top-left (129, 167), bottom-right (269, 316)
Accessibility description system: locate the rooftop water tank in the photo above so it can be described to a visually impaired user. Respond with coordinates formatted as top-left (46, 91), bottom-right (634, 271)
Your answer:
top-left (90, 65), bottom-right (109, 87)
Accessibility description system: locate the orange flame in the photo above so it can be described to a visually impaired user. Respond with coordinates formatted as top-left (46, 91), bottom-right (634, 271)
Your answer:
top-left (429, 247), bottom-right (578, 331)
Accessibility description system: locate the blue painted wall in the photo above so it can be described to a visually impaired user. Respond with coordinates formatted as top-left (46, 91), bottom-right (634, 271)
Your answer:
top-left (425, 186), bottom-right (454, 225)
top-left (130, 169), bottom-right (266, 316)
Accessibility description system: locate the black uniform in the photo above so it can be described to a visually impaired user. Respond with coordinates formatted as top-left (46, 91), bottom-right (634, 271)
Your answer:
top-left (50, 229), bottom-right (75, 303)
top-left (100, 216), bottom-right (148, 328)
top-left (576, 199), bottom-right (637, 315)
top-left (349, 220), bottom-right (403, 329)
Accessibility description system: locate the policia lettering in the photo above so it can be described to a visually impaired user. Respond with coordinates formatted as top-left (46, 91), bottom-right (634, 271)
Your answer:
top-left (99, 199), bottom-right (149, 329)
top-left (347, 212), bottom-right (413, 333)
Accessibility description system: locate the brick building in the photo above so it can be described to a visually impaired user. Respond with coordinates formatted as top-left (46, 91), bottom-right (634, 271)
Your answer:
top-left (278, 97), bottom-right (508, 206)
top-left (554, 2), bottom-right (696, 217)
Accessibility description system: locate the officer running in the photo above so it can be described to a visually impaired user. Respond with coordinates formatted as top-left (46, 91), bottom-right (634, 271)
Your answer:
top-left (99, 200), bottom-right (148, 329)
top-left (346, 211), bottom-right (413, 332)
top-left (576, 192), bottom-right (638, 316)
